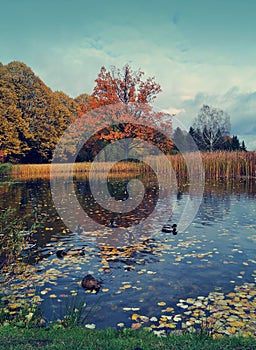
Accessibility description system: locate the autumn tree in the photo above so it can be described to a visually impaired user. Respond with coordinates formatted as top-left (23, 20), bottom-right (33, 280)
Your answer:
top-left (0, 61), bottom-right (78, 163)
top-left (0, 63), bottom-right (31, 162)
top-left (76, 64), bottom-right (173, 160)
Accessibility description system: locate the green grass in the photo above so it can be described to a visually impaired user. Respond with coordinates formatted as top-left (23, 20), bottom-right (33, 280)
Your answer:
top-left (0, 163), bottom-right (13, 175)
top-left (0, 326), bottom-right (255, 350)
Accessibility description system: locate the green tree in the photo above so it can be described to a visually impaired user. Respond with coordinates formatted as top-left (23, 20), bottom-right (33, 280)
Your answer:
top-left (240, 140), bottom-right (247, 152)
top-left (231, 135), bottom-right (240, 151)
top-left (172, 127), bottom-right (187, 152)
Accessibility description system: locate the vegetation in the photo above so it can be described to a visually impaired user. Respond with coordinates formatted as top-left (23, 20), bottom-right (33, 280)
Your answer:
top-left (192, 104), bottom-right (231, 151)
top-left (0, 163), bottom-right (12, 175)
top-left (0, 326), bottom-right (255, 350)
top-left (57, 64), bottom-right (174, 162)
top-left (0, 62), bottom-right (175, 164)
top-left (0, 61), bottom-right (78, 163)
top-left (0, 208), bottom-right (42, 279)
top-left (172, 105), bottom-right (246, 153)
top-left (0, 61), bottom-right (250, 165)
top-left (8, 151), bottom-right (256, 180)
top-left (167, 151), bottom-right (256, 180)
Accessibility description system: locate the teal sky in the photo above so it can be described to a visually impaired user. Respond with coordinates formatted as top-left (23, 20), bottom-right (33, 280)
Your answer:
top-left (1, 0), bottom-right (256, 149)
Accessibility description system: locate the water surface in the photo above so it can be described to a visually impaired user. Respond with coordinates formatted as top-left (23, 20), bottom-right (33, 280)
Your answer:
top-left (0, 177), bottom-right (255, 335)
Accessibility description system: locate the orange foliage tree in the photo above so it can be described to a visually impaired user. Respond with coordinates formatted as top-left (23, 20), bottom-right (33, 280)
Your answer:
top-left (76, 64), bottom-right (174, 160)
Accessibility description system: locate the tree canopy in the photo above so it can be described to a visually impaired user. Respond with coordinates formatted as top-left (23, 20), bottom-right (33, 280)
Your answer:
top-left (0, 61), bottom-right (78, 163)
top-left (74, 64), bottom-right (173, 161)
top-left (171, 104), bottom-right (246, 153)
top-left (192, 105), bottom-right (231, 152)
top-left (0, 62), bottom-right (247, 164)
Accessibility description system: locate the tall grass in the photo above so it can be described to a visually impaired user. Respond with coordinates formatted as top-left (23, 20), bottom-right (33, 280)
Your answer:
top-left (166, 151), bottom-right (256, 180)
top-left (200, 151), bottom-right (256, 180)
top-left (11, 161), bottom-right (145, 180)
top-left (9, 151), bottom-right (256, 180)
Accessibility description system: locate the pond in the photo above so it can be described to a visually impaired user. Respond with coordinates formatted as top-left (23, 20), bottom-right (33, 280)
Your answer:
top-left (0, 176), bottom-right (256, 336)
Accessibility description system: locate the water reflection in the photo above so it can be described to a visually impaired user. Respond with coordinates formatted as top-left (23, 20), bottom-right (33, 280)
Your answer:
top-left (75, 173), bottom-right (160, 228)
top-left (0, 177), bottom-right (254, 271)
top-left (0, 176), bottom-right (256, 332)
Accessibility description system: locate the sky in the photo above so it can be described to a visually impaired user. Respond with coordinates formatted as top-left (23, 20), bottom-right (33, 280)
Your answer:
top-left (1, 0), bottom-right (256, 149)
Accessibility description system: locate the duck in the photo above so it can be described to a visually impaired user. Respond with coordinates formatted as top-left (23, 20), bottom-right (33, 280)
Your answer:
top-left (108, 218), bottom-right (118, 228)
top-left (161, 224), bottom-right (178, 235)
top-left (75, 224), bottom-right (83, 234)
top-left (81, 274), bottom-right (101, 292)
top-left (56, 247), bottom-right (85, 258)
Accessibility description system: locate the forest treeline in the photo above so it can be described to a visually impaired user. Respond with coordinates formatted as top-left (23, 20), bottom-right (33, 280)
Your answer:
top-left (0, 61), bottom-right (246, 164)
top-left (0, 61), bottom-right (84, 163)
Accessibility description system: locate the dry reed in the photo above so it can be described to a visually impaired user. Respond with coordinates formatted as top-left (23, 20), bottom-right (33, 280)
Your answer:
top-left (10, 151), bottom-right (256, 180)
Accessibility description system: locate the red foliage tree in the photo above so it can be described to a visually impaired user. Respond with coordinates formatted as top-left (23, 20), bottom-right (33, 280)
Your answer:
top-left (75, 64), bottom-right (173, 160)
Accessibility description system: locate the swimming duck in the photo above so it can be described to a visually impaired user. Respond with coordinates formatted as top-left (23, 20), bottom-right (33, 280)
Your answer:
top-left (75, 224), bottom-right (83, 234)
top-left (56, 247), bottom-right (85, 258)
top-left (81, 274), bottom-right (101, 292)
top-left (108, 218), bottom-right (118, 228)
top-left (161, 224), bottom-right (177, 235)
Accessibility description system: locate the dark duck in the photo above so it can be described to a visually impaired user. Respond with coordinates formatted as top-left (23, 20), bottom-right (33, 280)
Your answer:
top-left (161, 223), bottom-right (177, 235)
top-left (56, 247), bottom-right (85, 258)
top-left (81, 274), bottom-right (101, 292)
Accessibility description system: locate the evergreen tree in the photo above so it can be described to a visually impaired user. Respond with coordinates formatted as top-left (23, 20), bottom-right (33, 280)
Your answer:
top-left (231, 135), bottom-right (240, 151)
top-left (172, 127), bottom-right (187, 152)
top-left (240, 140), bottom-right (247, 152)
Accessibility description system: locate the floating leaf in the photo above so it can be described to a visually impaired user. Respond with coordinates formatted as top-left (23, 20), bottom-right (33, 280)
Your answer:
top-left (150, 317), bottom-right (158, 322)
top-left (131, 323), bottom-right (142, 329)
top-left (9, 303), bottom-right (20, 309)
top-left (131, 313), bottom-right (140, 321)
top-left (85, 323), bottom-right (96, 329)
top-left (157, 302), bottom-right (166, 306)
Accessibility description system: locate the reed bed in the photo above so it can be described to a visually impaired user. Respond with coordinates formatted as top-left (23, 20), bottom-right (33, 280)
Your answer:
top-left (200, 151), bottom-right (256, 180)
top-left (9, 151), bottom-right (256, 180)
top-left (10, 161), bottom-right (143, 180)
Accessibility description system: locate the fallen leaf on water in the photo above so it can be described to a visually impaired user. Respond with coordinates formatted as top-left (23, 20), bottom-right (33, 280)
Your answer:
top-left (49, 294), bottom-right (57, 298)
top-left (9, 303), bottom-right (20, 309)
top-left (150, 317), bottom-right (158, 322)
top-left (131, 313), bottom-right (140, 321)
top-left (85, 324), bottom-right (96, 329)
top-left (122, 285), bottom-right (132, 289)
top-left (173, 315), bottom-right (182, 322)
top-left (157, 302), bottom-right (166, 306)
top-left (131, 323), bottom-right (142, 330)
top-left (162, 307), bottom-right (174, 312)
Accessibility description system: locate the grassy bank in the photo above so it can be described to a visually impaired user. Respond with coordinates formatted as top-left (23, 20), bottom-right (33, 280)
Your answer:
top-left (0, 326), bottom-right (255, 350)
top-left (0, 163), bottom-right (13, 175)
top-left (8, 151), bottom-right (256, 180)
